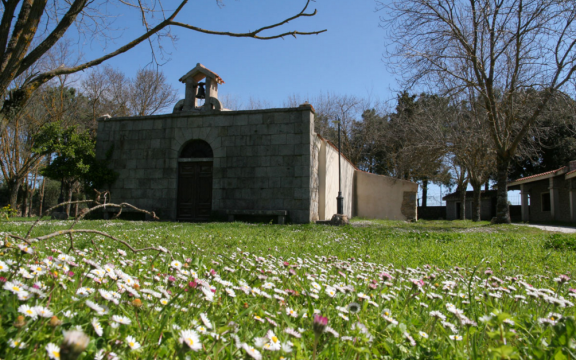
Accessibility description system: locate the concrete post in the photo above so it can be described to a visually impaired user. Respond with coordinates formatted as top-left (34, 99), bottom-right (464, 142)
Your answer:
top-left (520, 184), bottom-right (529, 222)
top-left (549, 177), bottom-right (559, 221)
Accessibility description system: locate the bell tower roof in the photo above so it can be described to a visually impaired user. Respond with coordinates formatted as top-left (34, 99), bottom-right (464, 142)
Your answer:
top-left (179, 63), bottom-right (224, 84)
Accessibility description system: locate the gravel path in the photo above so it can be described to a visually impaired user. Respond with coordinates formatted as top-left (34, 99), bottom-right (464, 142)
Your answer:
top-left (520, 224), bottom-right (576, 233)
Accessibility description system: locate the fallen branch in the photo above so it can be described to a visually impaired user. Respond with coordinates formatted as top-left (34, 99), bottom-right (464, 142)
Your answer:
top-left (7, 191), bottom-right (169, 260)
top-left (31, 229), bottom-right (173, 260)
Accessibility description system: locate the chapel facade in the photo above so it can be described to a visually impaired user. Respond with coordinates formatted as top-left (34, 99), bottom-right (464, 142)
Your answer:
top-left (96, 64), bottom-right (418, 223)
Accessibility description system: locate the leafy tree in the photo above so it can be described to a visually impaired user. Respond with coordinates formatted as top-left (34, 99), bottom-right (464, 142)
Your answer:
top-left (34, 123), bottom-right (117, 215)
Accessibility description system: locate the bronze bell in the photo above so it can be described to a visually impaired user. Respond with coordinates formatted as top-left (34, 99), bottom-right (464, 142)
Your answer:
top-left (195, 82), bottom-right (206, 99)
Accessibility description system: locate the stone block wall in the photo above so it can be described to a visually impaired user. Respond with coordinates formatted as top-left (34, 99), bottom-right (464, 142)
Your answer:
top-left (96, 107), bottom-right (317, 223)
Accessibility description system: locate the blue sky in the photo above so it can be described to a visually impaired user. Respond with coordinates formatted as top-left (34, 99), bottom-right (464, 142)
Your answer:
top-left (76, 0), bottom-right (514, 206)
top-left (78, 0), bottom-right (397, 108)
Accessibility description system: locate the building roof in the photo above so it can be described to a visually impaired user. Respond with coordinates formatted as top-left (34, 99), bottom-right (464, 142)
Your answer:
top-left (507, 166), bottom-right (568, 187)
top-left (566, 168), bottom-right (576, 180)
top-left (442, 190), bottom-right (497, 201)
top-left (179, 63), bottom-right (225, 84)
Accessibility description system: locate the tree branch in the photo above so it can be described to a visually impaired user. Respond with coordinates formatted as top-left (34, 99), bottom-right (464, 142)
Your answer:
top-left (16, 0), bottom-right (88, 78)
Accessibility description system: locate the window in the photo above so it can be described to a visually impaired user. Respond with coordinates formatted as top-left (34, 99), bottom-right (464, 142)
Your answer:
top-left (541, 193), bottom-right (551, 212)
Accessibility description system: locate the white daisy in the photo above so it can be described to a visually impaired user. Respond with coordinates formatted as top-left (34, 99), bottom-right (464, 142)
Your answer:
top-left (125, 335), bottom-right (141, 350)
top-left (45, 343), bottom-right (60, 359)
top-left (112, 315), bottom-right (132, 325)
top-left (180, 329), bottom-right (202, 351)
top-left (18, 304), bottom-right (37, 319)
top-left (92, 318), bottom-right (103, 336)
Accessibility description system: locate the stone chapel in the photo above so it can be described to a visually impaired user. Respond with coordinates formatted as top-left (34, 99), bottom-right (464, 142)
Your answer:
top-left (96, 64), bottom-right (418, 223)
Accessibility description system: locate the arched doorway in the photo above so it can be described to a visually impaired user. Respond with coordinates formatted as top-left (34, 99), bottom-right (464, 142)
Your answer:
top-left (177, 140), bottom-right (213, 221)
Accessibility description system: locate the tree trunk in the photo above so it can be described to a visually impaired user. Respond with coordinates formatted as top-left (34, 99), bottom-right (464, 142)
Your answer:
top-left (22, 183), bottom-right (29, 217)
top-left (457, 184), bottom-right (467, 220)
top-left (38, 178), bottom-right (46, 218)
top-left (74, 191), bottom-right (79, 218)
top-left (8, 177), bottom-right (23, 210)
top-left (27, 172), bottom-right (36, 217)
top-left (422, 178), bottom-right (428, 207)
top-left (65, 183), bottom-right (73, 217)
top-left (495, 156), bottom-right (511, 224)
top-left (471, 181), bottom-right (482, 222)
top-left (485, 182), bottom-right (489, 192)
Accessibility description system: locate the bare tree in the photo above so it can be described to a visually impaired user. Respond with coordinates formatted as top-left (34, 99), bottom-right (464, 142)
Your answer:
top-left (447, 94), bottom-right (496, 221)
top-left (0, 0), bottom-right (326, 135)
top-left (128, 69), bottom-right (178, 116)
top-left (82, 66), bottom-right (130, 126)
top-left (380, 0), bottom-right (576, 223)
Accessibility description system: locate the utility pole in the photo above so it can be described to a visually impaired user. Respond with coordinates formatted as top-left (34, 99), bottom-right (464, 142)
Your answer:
top-left (337, 118), bottom-right (344, 215)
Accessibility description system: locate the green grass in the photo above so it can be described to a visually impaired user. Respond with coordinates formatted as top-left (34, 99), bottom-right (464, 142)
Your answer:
top-left (0, 219), bottom-right (574, 359)
top-left (2, 218), bottom-right (571, 276)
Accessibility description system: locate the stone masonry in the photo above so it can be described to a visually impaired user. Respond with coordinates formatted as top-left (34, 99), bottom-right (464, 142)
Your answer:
top-left (96, 106), bottom-right (319, 223)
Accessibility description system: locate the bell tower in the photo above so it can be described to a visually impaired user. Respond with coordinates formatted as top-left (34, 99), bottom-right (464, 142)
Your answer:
top-left (174, 63), bottom-right (225, 112)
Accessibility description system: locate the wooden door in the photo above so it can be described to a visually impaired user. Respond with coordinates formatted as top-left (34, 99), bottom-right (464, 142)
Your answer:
top-left (177, 162), bottom-right (212, 221)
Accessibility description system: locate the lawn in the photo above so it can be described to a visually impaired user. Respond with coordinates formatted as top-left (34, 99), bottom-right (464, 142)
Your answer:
top-left (0, 218), bottom-right (574, 359)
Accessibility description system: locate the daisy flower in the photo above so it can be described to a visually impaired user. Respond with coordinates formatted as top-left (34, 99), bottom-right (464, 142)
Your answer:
top-left (17, 291), bottom-right (31, 301)
top-left (8, 338), bottom-right (26, 349)
top-left (45, 343), bottom-right (60, 359)
top-left (4, 281), bottom-right (25, 294)
top-left (449, 335), bottom-right (463, 341)
top-left (325, 286), bottom-right (337, 297)
top-left (429, 311), bottom-right (446, 321)
top-left (92, 318), bottom-right (103, 336)
top-left (180, 329), bottom-right (202, 351)
top-left (284, 327), bottom-right (302, 338)
top-left (0, 260), bottom-right (9, 272)
top-left (243, 343), bottom-right (263, 360)
top-left (18, 304), bottom-right (37, 319)
top-left (419, 331), bottom-right (429, 339)
top-left (112, 315), bottom-right (132, 325)
top-left (286, 307), bottom-right (298, 318)
top-left (18, 244), bottom-right (34, 255)
top-left (33, 306), bottom-right (53, 318)
top-left (125, 335), bottom-right (141, 350)
top-left (171, 260), bottom-right (182, 270)
top-left (196, 325), bottom-right (208, 334)
top-left (263, 331), bottom-right (281, 351)
top-left (200, 313), bottom-right (213, 329)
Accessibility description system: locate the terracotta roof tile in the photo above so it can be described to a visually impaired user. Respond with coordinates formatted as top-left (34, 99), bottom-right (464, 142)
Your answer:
top-left (508, 166), bottom-right (566, 184)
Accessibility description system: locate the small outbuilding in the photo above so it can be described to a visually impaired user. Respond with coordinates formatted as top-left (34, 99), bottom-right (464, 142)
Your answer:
top-left (442, 190), bottom-right (497, 220)
top-left (96, 64), bottom-right (419, 223)
top-left (507, 161), bottom-right (576, 223)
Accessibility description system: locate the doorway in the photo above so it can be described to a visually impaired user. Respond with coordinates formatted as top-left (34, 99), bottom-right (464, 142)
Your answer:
top-left (177, 140), bottom-right (213, 221)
